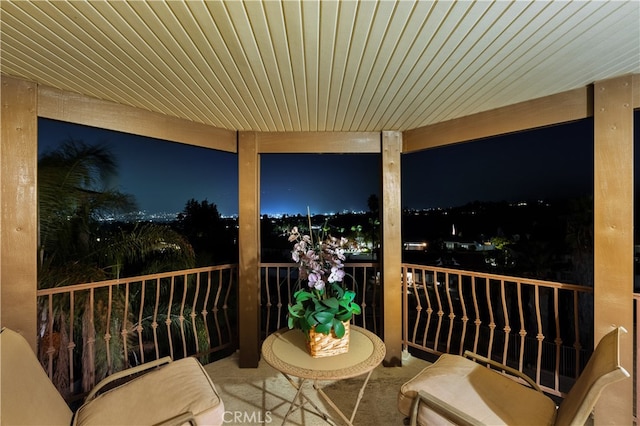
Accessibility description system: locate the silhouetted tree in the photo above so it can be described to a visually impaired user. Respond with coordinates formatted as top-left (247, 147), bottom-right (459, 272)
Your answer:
top-left (367, 194), bottom-right (381, 254)
top-left (565, 196), bottom-right (594, 287)
top-left (564, 196), bottom-right (594, 347)
top-left (176, 199), bottom-right (236, 264)
top-left (367, 193), bottom-right (379, 214)
top-left (39, 140), bottom-right (134, 286)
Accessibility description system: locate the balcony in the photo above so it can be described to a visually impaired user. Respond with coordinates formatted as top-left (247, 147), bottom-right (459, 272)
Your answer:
top-left (35, 262), bottom-right (636, 421)
top-left (2, 5), bottom-right (638, 421)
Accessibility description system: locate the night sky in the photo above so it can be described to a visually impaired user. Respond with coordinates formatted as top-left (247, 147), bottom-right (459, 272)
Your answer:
top-left (37, 119), bottom-right (380, 217)
top-left (38, 115), bottom-right (637, 218)
top-left (403, 119), bottom-right (596, 210)
top-left (38, 118), bottom-right (238, 216)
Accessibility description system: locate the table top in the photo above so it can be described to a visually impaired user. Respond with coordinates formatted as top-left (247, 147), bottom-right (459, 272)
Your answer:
top-left (261, 325), bottom-right (386, 380)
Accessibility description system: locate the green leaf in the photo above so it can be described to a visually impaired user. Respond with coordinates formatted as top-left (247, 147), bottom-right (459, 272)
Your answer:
top-left (320, 297), bottom-right (339, 311)
top-left (315, 322), bottom-right (332, 334)
top-left (330, 283), bottom-right (345, 298)
top-left (293, 290), bottom-right (314, 302)
top-left (335, 311), bottom-right (352, 321)
top-left (332, 320), bottom-right (345, 338)
top-left (312, 299), bottom-right (328, 312)
top-left (313, 310), bottom-right (335, 326)
top-left (343, 290), bottom-right (356, 302)
top-left (304, 310), bottom-right (318, 327)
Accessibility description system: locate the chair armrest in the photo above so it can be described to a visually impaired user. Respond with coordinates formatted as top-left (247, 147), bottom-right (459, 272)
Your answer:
top-left (410, 390), bottom-right (485, 426)
top-left (85, 356), bottom-right (173, 401)
top-left (463, 350), bottom-right (542, 393)
top-left (152, 411), bottom-right (196, 426)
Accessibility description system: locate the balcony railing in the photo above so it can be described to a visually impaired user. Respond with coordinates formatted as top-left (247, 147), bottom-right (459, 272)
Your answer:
top-left (36, 265), bottom-right (238, 402)
top-left (38, 260), bottom-right (627, 412)
top-left (402, 263), bottom-right (593, 397)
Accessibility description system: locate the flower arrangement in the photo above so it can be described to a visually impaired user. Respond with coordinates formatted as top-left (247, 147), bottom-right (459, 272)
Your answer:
top-left (287, 219), bottom-right (361, 339)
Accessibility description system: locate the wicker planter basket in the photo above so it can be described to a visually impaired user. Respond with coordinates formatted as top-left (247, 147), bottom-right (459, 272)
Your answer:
top-left (306, 321), bottom-right (350, 358)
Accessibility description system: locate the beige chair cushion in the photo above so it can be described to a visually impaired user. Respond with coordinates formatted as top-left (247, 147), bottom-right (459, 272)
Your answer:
top-left (398, 354), bottom-right (557, 426)
top-left (74, 357), bottom-right (224, 426)
top-left (1, 328), bottom-right (74, 425)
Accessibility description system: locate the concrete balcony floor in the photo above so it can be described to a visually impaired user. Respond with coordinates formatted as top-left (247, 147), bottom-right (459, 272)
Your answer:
top-left (204, 351), bottom-right (431, 425)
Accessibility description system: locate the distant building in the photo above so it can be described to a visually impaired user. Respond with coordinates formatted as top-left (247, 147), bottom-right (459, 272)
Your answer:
top-left (404, 241), bottom-right (427, 251)
top-left (443, 238), bottom-right (495, 252)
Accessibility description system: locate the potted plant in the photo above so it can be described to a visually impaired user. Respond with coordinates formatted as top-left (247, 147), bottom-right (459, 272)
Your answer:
top-left (287, 218), bottom-right (361, 356)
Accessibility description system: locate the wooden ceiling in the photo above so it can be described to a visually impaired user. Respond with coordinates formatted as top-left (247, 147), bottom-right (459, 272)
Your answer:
top-left (1, 0), bottom-right (638, 132)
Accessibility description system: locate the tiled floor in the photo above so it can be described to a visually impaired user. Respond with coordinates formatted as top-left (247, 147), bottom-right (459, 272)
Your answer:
top-left (204, 350), bottom-right (430, 425)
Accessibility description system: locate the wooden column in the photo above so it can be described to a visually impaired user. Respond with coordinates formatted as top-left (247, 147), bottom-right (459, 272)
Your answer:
top-left (593, 75), bottom-right (634, 424)
top-left (381, 131), bottom-right (402, 366)
top-left (0, 76), bottom-right (39, 350)
top-left (237, 131), bottom-right (261, 367)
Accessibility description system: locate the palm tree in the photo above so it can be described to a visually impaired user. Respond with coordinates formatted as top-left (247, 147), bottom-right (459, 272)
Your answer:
top-left (38, 139), bottom-right (196, 394)
top-left (38, 139), bottom-right (136, 286)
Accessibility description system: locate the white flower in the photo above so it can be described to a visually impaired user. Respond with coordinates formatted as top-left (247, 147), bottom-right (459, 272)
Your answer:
top-left (328, 266), bottom-right (345, 283)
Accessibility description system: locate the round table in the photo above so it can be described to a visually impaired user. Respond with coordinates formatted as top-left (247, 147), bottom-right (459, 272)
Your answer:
top-left (261, 326), bottom-right (386, 425)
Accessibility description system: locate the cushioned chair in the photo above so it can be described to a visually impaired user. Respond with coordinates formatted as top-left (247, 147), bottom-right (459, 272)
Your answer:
top-left (398, 326), bottom-right (629, 426)
top-left (1, 327), bottom-right (225, 425)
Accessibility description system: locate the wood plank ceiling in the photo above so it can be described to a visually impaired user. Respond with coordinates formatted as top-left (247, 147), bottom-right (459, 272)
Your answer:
top-left (1, 0), bottom-right (638, 132)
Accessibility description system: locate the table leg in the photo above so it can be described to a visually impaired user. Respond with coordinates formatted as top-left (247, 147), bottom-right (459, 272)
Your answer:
top-left (280, 373), bottom-right (332, 425)
top-left (350, 369), bottom-right (374, 423)
top-left (314, 369), bottom-right (375, 426)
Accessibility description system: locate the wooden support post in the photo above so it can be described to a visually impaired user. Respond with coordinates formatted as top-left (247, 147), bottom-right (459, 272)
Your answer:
top-left (381, 131), bottom-right (402, 366)
top-left (593, 75), bottom-right (634, 424)
top-left (237, 132), bottom-right (261, 367)
top-left (0, 76), bottom-right (39, 350)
